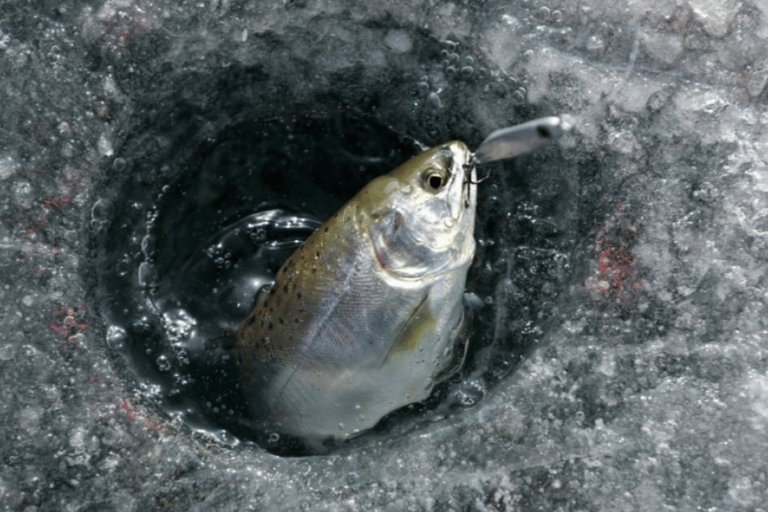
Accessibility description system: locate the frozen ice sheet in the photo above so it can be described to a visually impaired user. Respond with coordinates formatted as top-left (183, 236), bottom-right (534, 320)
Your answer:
top-left (1, 0), bottom-right (768, 510)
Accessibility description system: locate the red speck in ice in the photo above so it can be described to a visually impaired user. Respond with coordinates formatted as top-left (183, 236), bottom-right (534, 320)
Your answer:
top-left (51, 305), bottom-right (89, 349)
top-left (597, 245), bottom-right (634, 289)
top-left (120, 399), bottom-right (137, 421)
top-left (586, 203), bottom-right (642, 305)
top-left (589, 244), bottom-right (639, 299)
top-left (26, 227), bottom-right (35, 235)
top-left (119, 399), bottom-right (166, 433)
top-left (145, 421), bottom-right (166, 432)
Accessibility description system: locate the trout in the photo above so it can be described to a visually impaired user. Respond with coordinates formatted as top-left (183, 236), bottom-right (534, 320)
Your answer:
top-left (235, 118), bottom-right (563, 449)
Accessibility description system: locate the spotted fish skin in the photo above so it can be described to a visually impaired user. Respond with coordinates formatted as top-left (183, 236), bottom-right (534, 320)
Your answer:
top-left (235, 141), bottom-right (476, 449)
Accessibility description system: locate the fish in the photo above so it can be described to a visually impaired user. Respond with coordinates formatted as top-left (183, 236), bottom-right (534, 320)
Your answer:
top-left (234, 118), bottom-right (564, 451)
top-left (235, 140), bottom-right (475, 450)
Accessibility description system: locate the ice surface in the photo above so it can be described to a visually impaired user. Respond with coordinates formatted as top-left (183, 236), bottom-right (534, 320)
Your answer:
top-left (2, 0), bottom-right (768, 510)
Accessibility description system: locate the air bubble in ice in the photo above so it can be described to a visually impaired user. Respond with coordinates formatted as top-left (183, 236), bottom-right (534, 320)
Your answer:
top-left (249, 228), bottom-right (267, 242)
top-left (450, 378), bottom-right (487, 407)
top-left (383, 30), bottom-right (412, 53)
top-left (426, 92), bottom-right (441, 110)
top-left (162, 309), bottom-right (197, 342)
top-left (137, 262), bottom-right (156, 287)
top-left (608, 131), bottom-right (638, 155)
top-left (0, 154), bottom-right (20, 180)
top-left (141, 235), bottom-right (157, 256)
top-left (11, 181), bottom-right (34, 209)
top-left (461, 66), bottom-right (473, 78)
top-left (112, 157), bottom-right (127, 172)
top-left (586, 34), bottom-right (605, 52)
top-left (156, 355), bottom-right (171, 372)
top-left (106, 326), bottom-right (127, 351)
top-left (98, 133), bottom-right (114, 157)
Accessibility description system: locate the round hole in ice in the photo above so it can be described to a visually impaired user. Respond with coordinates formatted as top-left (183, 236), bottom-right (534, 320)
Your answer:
top-left (87, 59), bottom-right (574, 456)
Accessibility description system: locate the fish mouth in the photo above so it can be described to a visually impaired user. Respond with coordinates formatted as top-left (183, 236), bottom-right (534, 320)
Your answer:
top-left (436, 142), bottom-right (474, 216)
top-left (462, 154), bottom-right (476, 208)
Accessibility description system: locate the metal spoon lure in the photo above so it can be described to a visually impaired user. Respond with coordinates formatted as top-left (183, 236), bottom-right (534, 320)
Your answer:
top-left (474, 116), bottom-right (567, 164)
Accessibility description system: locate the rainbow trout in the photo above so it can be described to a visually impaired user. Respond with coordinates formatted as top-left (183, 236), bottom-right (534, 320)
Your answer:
top-left (235, 118), bottom-right (564, 449)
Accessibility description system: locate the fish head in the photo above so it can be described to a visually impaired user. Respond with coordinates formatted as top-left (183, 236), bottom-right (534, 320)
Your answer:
top-left (364, 141), bottom-right (477, 278)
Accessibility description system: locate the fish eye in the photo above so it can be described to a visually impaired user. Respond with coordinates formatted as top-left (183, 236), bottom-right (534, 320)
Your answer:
top-left (422, 169), bottom-right (447, 191)
top-left (536, 125), bottom-right (552, 139)
top-left (428, 174), bottom-right (443, 189)
top-left (421, 165), bottom-right (449, 192)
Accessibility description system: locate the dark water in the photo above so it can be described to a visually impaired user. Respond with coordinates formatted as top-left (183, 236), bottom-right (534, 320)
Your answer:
top-left (87, 77), bottom-right (574, 456)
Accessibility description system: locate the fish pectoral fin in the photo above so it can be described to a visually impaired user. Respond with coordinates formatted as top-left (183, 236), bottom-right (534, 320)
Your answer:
top-left (432, 306), bottom-right (470, 383)
top-left (382, 294), bottom-right (435, 364)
